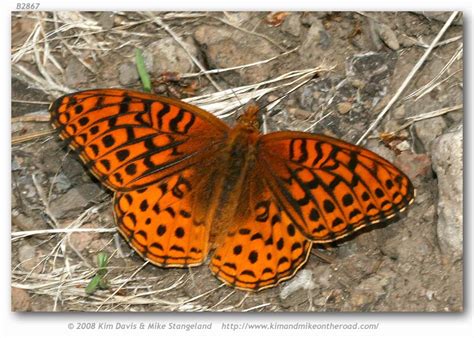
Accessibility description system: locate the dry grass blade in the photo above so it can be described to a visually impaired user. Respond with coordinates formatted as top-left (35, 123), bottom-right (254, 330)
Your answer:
top-left (181, 47), bottom-right (298, 78)
top-left (13, 63), bottom-right (72, 93)
top-left (356, 11), bottom-right (460, 145)
top-left (404, 44), bottom-right (463, 101)
top-left (399, 34), bottom-right (462, 49)
top-left (185, 66), bottom-right (331, 119)
top-left (385, 104), bottom-right (462, 135)
top-left (95, 262), bottom-right (148, 311)
top-left (12, 228), bottom-right (116, 241)
top-left (12, 130), bottom-right (55, 145)
top-left (11, 111), bottom-right (50, 123)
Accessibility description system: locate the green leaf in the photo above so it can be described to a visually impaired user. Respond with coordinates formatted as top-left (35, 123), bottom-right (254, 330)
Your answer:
top-left (135, 48), bottom-right (152, 93)
top-left (85, 252), bottom-right (110, 295)
top-left (97, 252), bottom-right (108, 269)
top-left (85, 275), bottom-right (102, 295)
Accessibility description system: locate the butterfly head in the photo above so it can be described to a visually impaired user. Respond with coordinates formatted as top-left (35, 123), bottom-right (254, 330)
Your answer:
top-left (236, 100), bottom-right (262, 132)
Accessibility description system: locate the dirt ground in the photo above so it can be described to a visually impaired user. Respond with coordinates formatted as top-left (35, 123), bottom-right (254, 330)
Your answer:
top-left (11, 11), bottom-right (463, 312)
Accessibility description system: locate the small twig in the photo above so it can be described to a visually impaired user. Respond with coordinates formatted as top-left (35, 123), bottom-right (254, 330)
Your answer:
top-left (12, 227), bottom-right (117, 241)
top-left (242, 302), bottom-right (271, 312)
top-left (12, 130), bottom-right (55, 145)
top-left (32, 173), bottom-right (59, 229)
top-left (311, 249), bottom-right (335, 264)
top-left (12, 111), bottom-right (50, 122)
top-left (210, 290), bottom-right (236, 310)
top-left (13, 63), bottom-right (72, 94)
top-left (264, 70), bottom-right (319, 112)
top-left (356, 11), bottom-right (460, 145)
top-left (304, 111), bottom-right (333, 132)
top-left (12, 99), bottom-right (50, 106)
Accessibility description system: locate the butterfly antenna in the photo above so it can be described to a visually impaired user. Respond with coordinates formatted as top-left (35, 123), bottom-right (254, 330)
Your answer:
top-left (229, 85), bottom-right (244, 110)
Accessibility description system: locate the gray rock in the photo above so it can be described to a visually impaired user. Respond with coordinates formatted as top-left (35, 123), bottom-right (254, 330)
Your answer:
top-left (299, 12), bottom-right (327, 26)
top-left (143, 37), bottom-right (198, 76)
top-left (399, 34), bottom-right (417, 48)
top-left (431, 124), bottom-right (463, 260)
top-left (222, 12), bottom-right (252, 25)
top-left (12, 212), bottom-right (38, 232)
top-left (280, 270), bottom-right (316, 308)
top-left (375, 23), bottom-right (400, 50)
top-left (97, 12), bottom-right (114, 30)
top-left (312, 264), bottom-right (332, 289)
top-left (447, 111), bottom-right (463, 123)
top-left (300, 20), bottom-right (331, 57)
top-left (62, 157), bottom-right (86, 181)
top-left (281, 14), bottom-right (301, 36)
top-left (280, 269), bottom-right (316, 300)
top-left (415, 116), bottom-right (447, 150)
top-left (64, 58), bottom-right (89, 87)
top-left (194, 25), bottom-right (278, 83)
top-left (11, 191), bottom-right (18, 209)
top-left (18, 244), bottom-right (37, 271)
top-left (118, 62), bottom-right (139, 86)
top-left (51, 172), bottom-right (72, 193)
top-left (366, 139), bottom-right (396, 163)
top-left (392, 104), bottom-right (406, 119)
top-left (12, 157), bottom-right (21, 171)
top-left (49, 183), bottom-right (103, 219)
top-left (346, 52), bottom-right (397, 106)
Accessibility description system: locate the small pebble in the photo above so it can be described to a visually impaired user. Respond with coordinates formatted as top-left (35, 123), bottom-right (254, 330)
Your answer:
top-left (376, 23), bottom-right (400, 50)
top-left (337, 102), bottom-right (352, 114)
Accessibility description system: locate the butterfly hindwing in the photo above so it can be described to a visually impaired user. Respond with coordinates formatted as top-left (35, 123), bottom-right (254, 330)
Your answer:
top-left (50, 89), bottom-right (229, 191)
top-left (258, 131), bottom-right (415, 243)
top-left (210, 172), bottom-right (312, 291)
top-left (114, 167), bottom-right (216, 267)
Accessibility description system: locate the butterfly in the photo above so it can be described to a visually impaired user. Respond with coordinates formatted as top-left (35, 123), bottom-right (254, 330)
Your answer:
top-left (49, 88), bottom-right (415, 291)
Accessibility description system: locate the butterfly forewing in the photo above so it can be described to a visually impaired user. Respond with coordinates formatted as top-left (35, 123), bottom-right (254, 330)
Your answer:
top-left (49, 89), bottom-right (229, 191)
top-left (258, 131), bottom-right (415, 243)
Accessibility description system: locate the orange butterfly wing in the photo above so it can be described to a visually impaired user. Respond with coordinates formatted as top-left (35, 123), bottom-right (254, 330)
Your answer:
top-left (50, 89), bottom-right (229, 267)
top-left (210, 166), bottom-right (312, 290)
top-left (257, 131), bottom-right (415, 242)
top-left (210, 130), bottom-right (414, 290)
top-left (50, 90), bottom-right (415, 290)
top-left (114, 167), bottom-right (219, 267)
top-left (49, 89), bottom-right (229, 191)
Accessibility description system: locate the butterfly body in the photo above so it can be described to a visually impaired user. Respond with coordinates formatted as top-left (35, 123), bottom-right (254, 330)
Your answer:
top-left (50, 89), bottom-right (414, 291)
top-left (190, 117), bottom-right (262, 248)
